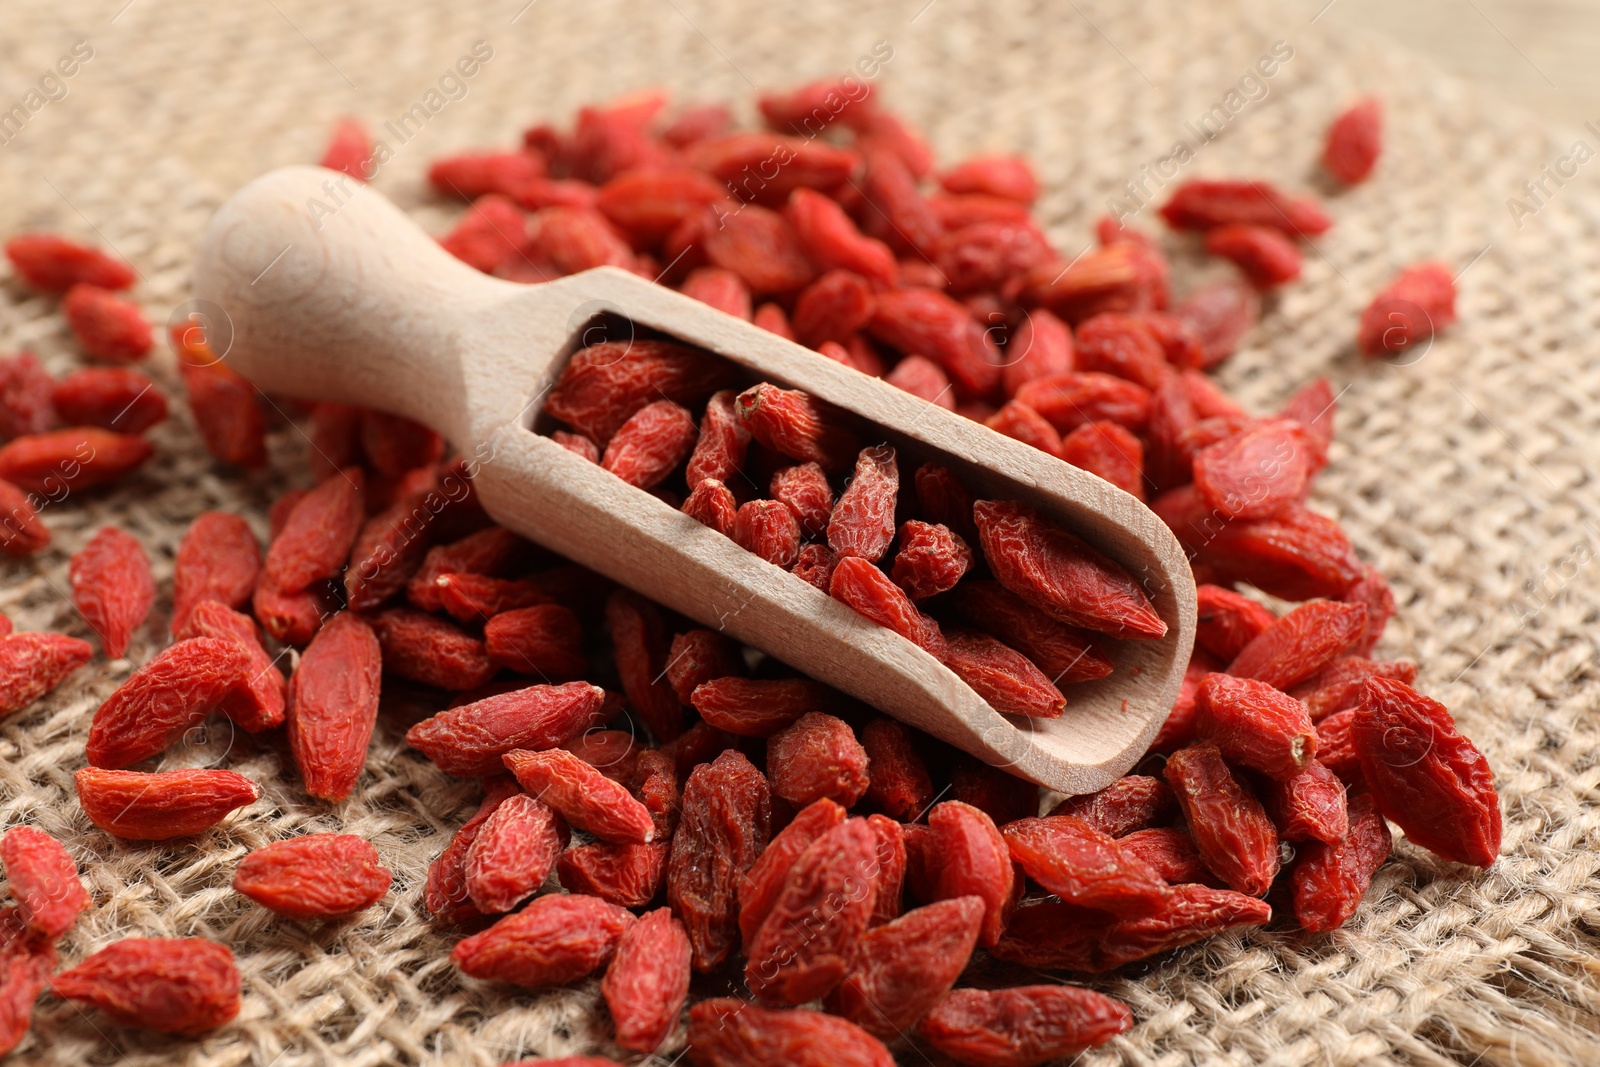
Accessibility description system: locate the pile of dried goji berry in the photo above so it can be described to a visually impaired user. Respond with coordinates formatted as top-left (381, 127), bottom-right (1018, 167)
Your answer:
top-left (0, 78), bottom-right (1497, 1066)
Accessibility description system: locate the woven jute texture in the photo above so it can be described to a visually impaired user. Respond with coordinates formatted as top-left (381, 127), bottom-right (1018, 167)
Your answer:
top-left (1, 0), bottom-right (1597, 1064)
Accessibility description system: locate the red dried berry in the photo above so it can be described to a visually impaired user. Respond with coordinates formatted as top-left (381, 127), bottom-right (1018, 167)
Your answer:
top-left (265, 468), bottom-right (365, 594)
top-left (1323, 97), bottom-right (1383, 184)
top-left (686, 390), bottom-right (751, 488)
top-left (75, 767), bottom-right (259, 840)
top-left (1049, 775), bottom-right (1176, 837)
top-left (439, 194), bottom-right (530, 273)
top-left (172, 511), bottom-right (261, 634)
top-left (0, 826), bottom-right (89, 939)
top-left (425, 778), bottom-right (522, 923)
top-left (51, 938), bottom-right (239, 1036)
top-left (1261, 759), bottom-right (1349, 844)
top-left (1352, 678), bottom-right (1500, 866)
top-left (766, 712), bottom-right (870, 809)
top-left (551, 430), bottom-right (600, 462)
top-left (176, 600), bottom-right (286, 732)
top-left (860, 717), bottom-right (935, 820)
top-left (408, 526), bottom-right (528, 611)
top-left (177, 356), bottom-right (268, 468)
top-left (1118, 827), bottom-right (1212, 884)
top-left (769, 462), bottom-right (833, 537)
top-left (0, 632), bottom-right (91, 717)
top-left (1171, 277), bottom-right (1261, 368)
top-left (687, 998), bottom-right (894, 1067)
top-left (68, 526), bottom-right (153, 658)
top-left (602, 907), bottom-right (692, 1053)
top-left (1159, 179), bottom-right (1331, 238)
top-left (429, 150), bottom-right (545, 199)
top-left (973, 499), bottom-right (1164, 639)
top-left (548, 340), bottom-right (735, 444)
top-left (0, 907), bottom-right (55, 1055)
top-left (942, 629), bottom-right (1066, 718)
top-left (287, 612), bottom-right (381, 801)
top-left (1164, 742), bottom-right (1280, 896)
top-left (451, 893), bottom-right (636, 988)
top-left (601, 399), bottom-right (698, 489)
top-left (557, 841), bottom-right (669, 909)
top-left (738, 798), bottom-right (846, 948)
top-left (1003, 816), bottom-right (1170, 916)
top-left (1193, 419), bottom-right (1317, 521)
top-left (504, 748), bottom-right (656, 844)
top-left (1358, 262), bottom-right (1456, 357)
top-left (1195, 673), bottom-right (1318, 780)
top-left (668, 750), bottom-right (772, 972)
top-left (435, 573), bottom-right (552, 623)
top-left (463, 794), bottom-right (562, 914)
top-left (1290, 656), bottom-right (1418, 720)
top-left (319, 116), bottom-right (372, 180)
top-left (407, 681), bottom-right (605, 776)
top-left (1292, 792), bottom-right (1392, 931)
top-left (371, 607), bottom-right (495, 691)
top-left (825, 895), bottom-right (986, 1040)
top-left (0, 427), bottom-right (153, 495)
top-left (925, 800), bottom-right (1014, 948)
top-left (689, 677), bottom-right (830, 738)
top-left (703, 203), bottom-right (817, 295)
top-left (745, 818), bottom-right (879, 1005)
top-left (1194, 584), bottom-right (1275, 662)
top-left (920, 985), bottom-right (1133, 1067)
top-left (598, 168), bottom-right (726, 242)
top-left (829, 555), bottom-right (947, 658)
top-left (1057, 420), bottom-right (1146, 500)
top-left (484, 604), bottom-right (587, 678)
top-left (827, 445), bottom-right (898, 562)
top-left (885, 354), bottom-right (957, 408)
top-left (949, 581), bottom-right (1113, 684)
top-left (867, 288), bottom-right (1002, 399)
top-left (233, 833), bottom-right (392, 919)
top-left (886, 521), bottom-right (971, 602)
top-left (1228, 599), bottom-right (1369, 690)
top-left (51, 367), bottom-right (166, 434)
top-left (0, 478), bottom-right (48, 557)
top-left (663, 629), bottom-right (742, 704)
top-left (735, 383), bottom-right (860, 472)
top-left (1204, 223), bottom-right (1303, 288)
top-left (683, 477), bottom-right (738, 535)
top-left (790, 542), bottom-right (837, 591)
top-left (85, 637), bottom-right (252, 768)
top-left (0, 352), bottom-right (57, 440)
top-left (606, 589), bottom-right (684, 742)
top-left (733, 499), bottom-right (802, 567)
top-left (62, 284), bottom-right (152, 361)
top-left (5, 234), bottom-right (134, 291)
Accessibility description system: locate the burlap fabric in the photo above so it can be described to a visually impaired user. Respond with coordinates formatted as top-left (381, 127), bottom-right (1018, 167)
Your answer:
top-left (0, 0), bottom-right (1596, 1063)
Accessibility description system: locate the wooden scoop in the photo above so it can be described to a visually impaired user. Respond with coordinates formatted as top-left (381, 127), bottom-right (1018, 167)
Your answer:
top-left (193, 165), bottom-right (1196, 795)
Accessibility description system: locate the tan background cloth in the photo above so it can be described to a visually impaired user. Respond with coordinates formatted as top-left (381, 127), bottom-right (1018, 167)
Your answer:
top-left (1, 0), bottom-right (1598, 1064)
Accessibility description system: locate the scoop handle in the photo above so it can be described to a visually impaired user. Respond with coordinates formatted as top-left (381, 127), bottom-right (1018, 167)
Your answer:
top-left (192, 165), bottom-right (513, 444)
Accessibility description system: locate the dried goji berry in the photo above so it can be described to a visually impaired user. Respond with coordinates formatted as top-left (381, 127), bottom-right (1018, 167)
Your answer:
top-left (1012, 372), bottom-right (1152, 436)
top-left (451, 892), bottom-right (635, 988)
top-left (921, 984), bottom-right (1133, 1066)
top-left (5, 234), bottom-right (134, 292)
top-left (790, 542), bottom-right (837, 591)
top-left (949, 581), bottom-right (1113, 684)
top-left (1160, 179), bottom-right (1331, 237)
top-left (75, 767), bottom-right (259, 840)
top-left (734, 383), bottom-right (860, 472)
top-left (1290, 656), bottom-right (1418, 720)
top-left (601, 399), bottom-right (698, 489)
top-left (1193, 584), bottom-right (1275, 662)
top-left (1003, 816), bottom-right (1170, 916)
top-left (686, 677), bottom-right (827, 738)
top-left (687, 998), bottom-right (894, 1067)
top-left (0, 427), bottom-right (153, 495)
top-left (597, 168), bottom-right (727, 243)
top-left (265, 468), bottom-right (365, 594)
top-left (0, 352), bottom-right (56, 440)
top-left (504, 748), bottom-right (656, 844)
top-left (51, 937), bottom-right (239, 1035)
top-left (407, 681), bottom-right (605, 776)
top-left (0, 478), bottom-right (48, 557)
top-left (287, 612), bottom-right (381, 801)
top-left (0, 826), bottom-right (89, 939)
top-left (864, 813), bottom-right (907, 925)
top-left (1261, 759), bottom-right (1349, 844)
top-left (856, 143), bottom-right (942, 258)
top-left (407, 526), bottom-right (528, 611)
top-left (1195, 673), bottom-right (1317, 780)
top-left (1118, 827), bottom-right (1212, 884)
top-left (0, 906), bottom-right (55, 1055)
top-left (319, 116), bottom-right (372, 180)
top-left (826, 445), bottom-right (898, 562)
top-left (867, 288), bottom-right (1002, 399)
top-left (693, 130), bottom-right (858, 202)
top-left (1163, 742), bottom-right (1279, 895)
top-left (942, 629), bottom-right (1066, 719)
top-left (683, 477), bottom-right (738, 535)
top-left (986, 400), bottom-right (1062, 456)
top-left (745, 818), bottom-right (878, 1005)
top-left (435, 572), bottom-right (552, 622)
top-left (668, 750), bottom-right (771, 972)
top-left (1291, 792), bottom-right (1392, 931)
top-left (251, 573), bottom-right (334, 646)
top-left (1352, 678), bottom-right (1500, 866)
top-left (68, 526), bottom-right (153, 658)
top-left (440, 194), bottom-right (530, 273)
top-left (1171, 277), bottom-right (1261, 369)
top-left (602, 906), bottom-right (691, 1053)
top-left (1192, 419), bottom-right (1316, 521)
top-left (1057, 420), bottom-right (1146, 500)
top-left (1228, 599), bottom-right (1369, 690)
top-left (733, 499), bottom-right (802, 567)
top-left (1314, 708), bottom-right (1362, 785)
top-left (430, 151), bottom-right (545, 199)
top-left (737, 798), bottom-right (846, 947)
top-left (50, 367), bottom-right (166, 434)
top-left (85, 637), bottom-right (252, 767)
top-left (1322, 97), bottom-right (1383, 185)
top-left (661, 629), bottom-right (741, 704)
top-left (233, 833), bottom-right (392, 919)
top-left (177, 357), bottom-right (268, 468)
top-left (461, 794), bottom-right (562, 914)
top-left (763, 463), bottom-right (831, 538)
top-left (62, 284), bottom-right (152, 362)
top-left (931, 192), bottom-right (1033, 229)
top-left (632, 749), bottom-right (680, 839)
top-left (925, 800), bottom-right (1013, 948)
top-left (1358, 262), bottom-right (1456, 357)
top-left (484, 604), bottom-right (587, 679)
top-left (557, 841), bottom-right (669, 909)
top-left (177, 600), bottom-right (286, 732)
top-left (548, 340), bottom-right (735, 445)
top-left (991, 883), bottom-right (1270, 971)
top-left (0, 631), bottom-right (91, 717)
top-left (973, 499), bottom-right (1164, 639)
top-left (701, 204), bottom-right (817, 295)
top-left (1204, 223), bottom-right (1303, 289)
top-left (885, 354), bottom-right (957, 408)
top-left (1074, 313), bottom-right (1172, 392)
top-left (1049, 774), bottom-right (1175, 838)
top-left (425, 777), bottom-right (522, 923)
top-left (685, 389), bottom-right (751, 488)
top-left (766, 712), bottom-right (870, 810)
top-left (359, 409), bottom-right (443, 478)
top-left (562, 728), bottom-right (640, 784)
top-left (885, 520), bottom-right (969, 602)
top-left (606, 589), bottom-right (684, 742)
top-left (825, 895), bottom-right (985, 1039)
top-left (855, 717), bottom-right (931, 821)
top-left (759, 77), bottom-right (875, 134)
top-left (551, 429), bottom-right (600, 462)
top-left (829, 555), bottom-right (947, 658)
top-left (370, 607), bottom-right (495, 691)
top-left (1340, 563), bottom-right (1396, 656)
